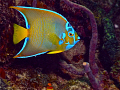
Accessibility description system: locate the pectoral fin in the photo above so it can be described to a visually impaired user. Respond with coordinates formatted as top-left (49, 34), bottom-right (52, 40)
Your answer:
top-left (47, 33), bottom-right (60, 45)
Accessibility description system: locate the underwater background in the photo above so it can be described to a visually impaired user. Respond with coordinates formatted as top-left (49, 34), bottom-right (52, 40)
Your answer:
top-left (0, 0), bottom-right (120, 89)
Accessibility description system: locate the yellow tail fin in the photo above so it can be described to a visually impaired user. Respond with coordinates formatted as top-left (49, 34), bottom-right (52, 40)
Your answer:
top-left (13, 24), bottom-right (28, 44)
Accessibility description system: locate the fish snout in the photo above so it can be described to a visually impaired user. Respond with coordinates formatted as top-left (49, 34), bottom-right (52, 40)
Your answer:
top-left (77, 36), bottom-right (80, 40)
top-left (74, 36), bottom-right (80, 44)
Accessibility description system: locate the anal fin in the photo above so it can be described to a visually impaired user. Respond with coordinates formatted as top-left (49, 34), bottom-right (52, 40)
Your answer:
top-left (47, 51), bottom-right (63, 54)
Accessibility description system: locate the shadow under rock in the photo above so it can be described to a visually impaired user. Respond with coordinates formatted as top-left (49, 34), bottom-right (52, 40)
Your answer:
top-left (9, 53), bottom-right (72, 80)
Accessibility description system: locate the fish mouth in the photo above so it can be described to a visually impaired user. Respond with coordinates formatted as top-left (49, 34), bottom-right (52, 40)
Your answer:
top-left (65, 39), bottom-right (80, 50)
top-left (66, 44), bottom-right (74, 50)
top-left (74, 40), bottom-right (79, 44)
top-left (65, 42), bottom-right (70, 45)
top-left (65, 40), bottom-right (79, 45)
top-left (65, 36), bottom-right (80, 45)
top-left (65, 35), bottom-right (80, 50)
top-left (77, 36), bottom-right (80, 40)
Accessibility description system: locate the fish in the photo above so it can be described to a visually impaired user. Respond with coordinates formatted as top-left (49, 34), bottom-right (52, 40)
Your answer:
top-left (9, 6), bottom-right (80, 58)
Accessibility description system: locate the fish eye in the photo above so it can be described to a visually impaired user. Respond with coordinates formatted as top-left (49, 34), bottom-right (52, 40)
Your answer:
top-left (69, 33), bottom-right (73, 36)
top-left (68, 31), bottom-right (74, 37)
top-left (68, 27), bottom-right (74, 37)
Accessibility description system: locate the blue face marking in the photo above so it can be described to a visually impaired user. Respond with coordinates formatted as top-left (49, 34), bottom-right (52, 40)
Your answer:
top-left (74, 40), bottom-right (79, 44)
top-left (65, 39), bottom-right (79, 50)
top-left (17, 51), bottom-right (48, 58)
top-left (65, 42), bottom-right (70, 45)
top-left (59, 34), bottom-right (62, 39)
top-left (62, 33), bottom-right (66, 40)
top-left (28, 25), bottom-right (30, 29)
top-left (78, 36), bottom-right (80, 40)
top-left (59, 33), bottom-right (66, 40)
top-left (59, 32), bottom-right (66, 45)
top-left (26, 37), bottom-right (29, 41)
top-left (68, 23), bottom-right (71, 27)
top-left (59, 40), bottom-right (64, 45)
top-left (66, 44), bottom-right (74, 50)
top-left (15, 37), bottom-right (29, 56)
top-left (66, 22), bottom-right (72, 31)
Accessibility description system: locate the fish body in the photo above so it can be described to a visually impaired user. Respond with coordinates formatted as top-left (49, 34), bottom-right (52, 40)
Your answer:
top-left (10, 6), bottom-right (80, 58)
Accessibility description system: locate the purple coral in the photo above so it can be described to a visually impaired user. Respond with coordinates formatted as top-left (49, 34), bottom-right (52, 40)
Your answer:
top-left (60, 0), bottom-right (103, 89)
top-left (32, 0), bottom-right (37, 7)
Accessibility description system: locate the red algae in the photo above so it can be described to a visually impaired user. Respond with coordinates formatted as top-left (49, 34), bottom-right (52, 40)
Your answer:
top-left (0, 68), bottom-right (5, 79)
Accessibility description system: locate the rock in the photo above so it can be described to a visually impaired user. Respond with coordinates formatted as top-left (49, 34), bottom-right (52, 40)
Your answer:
top-left (61, 41), bottom-right (85, 61)
top-left (0, 77), bottom-right (8, 90)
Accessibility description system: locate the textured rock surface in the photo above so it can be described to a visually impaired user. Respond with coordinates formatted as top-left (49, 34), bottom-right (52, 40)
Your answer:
top-left (0, 0), bottom-right (120, 90)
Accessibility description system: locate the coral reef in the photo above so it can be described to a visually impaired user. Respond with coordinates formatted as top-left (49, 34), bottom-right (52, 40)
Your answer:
top-left (70, 0), bottom-right (119, 72)
top-left (60, 79), bottom-right (91, 90)
top-left (61, 0), bottom-right (103, 89)
top-left (100, 17), bottom-right (118, 70)
top-left (67, 0), bottom-right (120, 89)
top-left (0, 77), bottom-right (8, 90)
top-left (0, 0), bottom-right (120, 90)
top-left (0, 0), bottom-right (15, 63)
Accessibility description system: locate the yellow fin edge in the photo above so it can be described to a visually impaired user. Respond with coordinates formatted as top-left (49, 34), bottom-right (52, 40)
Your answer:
top-left (13, 55), bottom-right (19, 58)
top-left (47, 51), bottom-right (63, 54)
top-left (9, 6), bottom-right (21, 10)
top-left (9, 6), bottom-right (14, 8)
